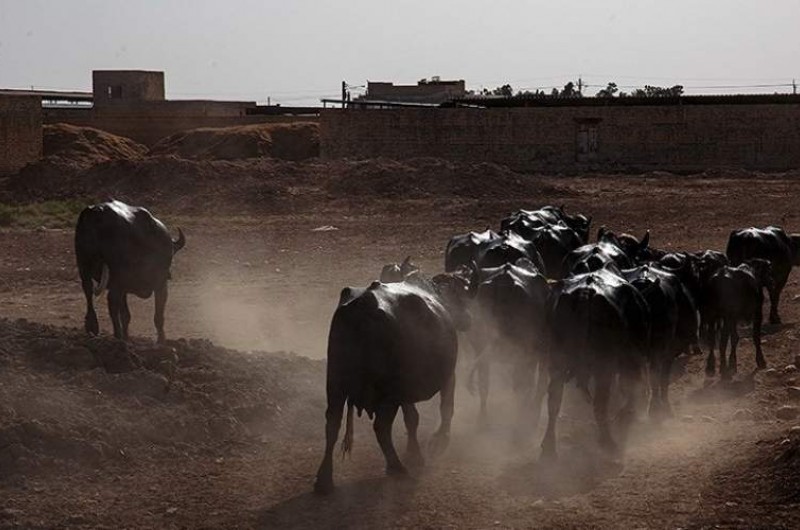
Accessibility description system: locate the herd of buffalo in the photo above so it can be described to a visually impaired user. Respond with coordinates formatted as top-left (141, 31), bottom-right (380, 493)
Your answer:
top-left (68, 200), bottom-right (800, 495)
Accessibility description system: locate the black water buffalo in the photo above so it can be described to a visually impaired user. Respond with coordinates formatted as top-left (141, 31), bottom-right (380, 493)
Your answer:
top-left (500, 205), bottom-right (592, 244)
top-left (444, 229), bottom-right (501, 272)
top-left (314, 274), bottom-right (475, 494)
top-left (616, 231), bottom-right (670, 264)
top-left (705, 259), bottom-right (774, 378)
top-left (727, 226), bottom-right (800, 324)
top-left (504, 222), bottom-right (585, 279)
top-left (622, 265), bottom-right (697, 418)
top-left (543, 267), bottom-right (650, 457)
top-left (561, 229), bottom-right (633, 276)
top-left (471, 258), bottom-right (550, 428)
top-left (476, 231), bottom-right (546, 273)
top-left (75, 200), bottom-right (185, 343)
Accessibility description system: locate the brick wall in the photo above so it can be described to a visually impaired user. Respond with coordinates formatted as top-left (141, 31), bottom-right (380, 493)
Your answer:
top-left (320, 104), bottom-right (800, 173)
top-left (0, 96), bottom-right (42, 176)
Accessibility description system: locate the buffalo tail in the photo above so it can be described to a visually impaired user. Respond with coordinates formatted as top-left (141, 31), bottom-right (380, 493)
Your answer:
top-left (93, 264), bottom-right (109, 297)
top-left (341, 401), bottom-right (354, 458)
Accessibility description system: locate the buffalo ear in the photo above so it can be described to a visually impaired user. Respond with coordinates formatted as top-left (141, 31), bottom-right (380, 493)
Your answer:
top-left (401, 255), bottom-right (412, 266)
top-left (559, 203), bottom-right (566, 212)
top-left (640, 230), bottom-right (650, 250)
top-left (597, 226), bottom-right (607, 242)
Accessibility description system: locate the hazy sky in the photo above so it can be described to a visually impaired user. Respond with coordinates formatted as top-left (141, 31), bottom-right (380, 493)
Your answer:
top-left (1, 0), bottom-right (798, 105)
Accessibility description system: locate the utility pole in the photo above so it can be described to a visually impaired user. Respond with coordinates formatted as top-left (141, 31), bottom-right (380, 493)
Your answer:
top-left (577, 76), bottom-right (583, 96)
top-left (794, 79), bottom-right (797, 95)
top-left (341, 81), bottom-right (347, 108)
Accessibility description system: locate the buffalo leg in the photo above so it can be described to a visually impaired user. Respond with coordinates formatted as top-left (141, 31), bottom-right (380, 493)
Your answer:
top-left (314, 391), bottom-right (345, 494)
top-left (430, 373), bottom-right (455, 455)
top-left (530, 357), bottom-right (549, 433)
top-left (540, 370), bottom-right (565, 460)
top-left (374, 404), bottom-right (406, 476)
top-left (477, 358), bottom-right (490, 428)
top-left (728, 323), bottom-right (740, 375)
top-left (719, 321), bottom-right (731, 379)
top-left (81, 273), bottom-right (99, 336)
top-left (120, 294), bottom-right (131, 341)
top-left (705, 320), bottom-right (717, 377)
top-left (659, 356), bottom-right (674, 418)
top-left (107, 290), bottom-right (124, 340)
top-left (768, 280), bottom-right (784, 325)
top-left (401, 403), bottom-right (424, 468)
top-left (754, 306), bottom-right (766, 369)
top-left (594, 371), bottom-right (616, 453)
top-left (647, 357), bottom-right (662, 419)
top-left (154, 283), bottom-right (168, 344)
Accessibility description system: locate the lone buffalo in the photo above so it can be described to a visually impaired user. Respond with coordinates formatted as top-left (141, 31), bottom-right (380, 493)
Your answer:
top-left (75, 200), bottom-right (185, 343)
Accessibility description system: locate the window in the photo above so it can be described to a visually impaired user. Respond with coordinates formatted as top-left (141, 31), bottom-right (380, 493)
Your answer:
top-left (106, 85), bottom-right (123, 99)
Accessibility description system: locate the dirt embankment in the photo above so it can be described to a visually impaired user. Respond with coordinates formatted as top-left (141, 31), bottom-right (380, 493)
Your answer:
top-left (0, 317), bottom-right (323, 479)
top-left (149, 122), bottom-right (320, 162)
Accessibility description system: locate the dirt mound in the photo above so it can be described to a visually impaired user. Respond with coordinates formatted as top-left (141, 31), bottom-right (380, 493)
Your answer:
top-left (43, 123), bottom-right (147, 168)
top-left (0, 318), bottom-right (323, 478)
top-left (5, 154), bottom-right (563, 213)
top-left (149, 122), bottom-right (319, 161)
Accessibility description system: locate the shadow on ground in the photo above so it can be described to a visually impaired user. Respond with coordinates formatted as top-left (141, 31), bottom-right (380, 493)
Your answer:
top-left (258, 476), bottom-right (418, 529)
top-left (496, 443), bottom-right (624, 499)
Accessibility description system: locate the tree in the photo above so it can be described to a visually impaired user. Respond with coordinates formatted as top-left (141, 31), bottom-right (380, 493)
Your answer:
top-left (631, 84), bottom-right (684, 98)
top-left (596, 82), bottom-right (619, 98)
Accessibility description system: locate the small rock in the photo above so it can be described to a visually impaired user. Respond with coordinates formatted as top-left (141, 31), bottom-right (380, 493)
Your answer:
top-left (531, 499), bottom-right (544, 508)
top-left (780, 438), bottom-right (793, 446)
top-left (764, 368), bottom-right (779, 378)
top-left (725, 501), bottom-right (738, 507)
top-left (701, 415), bottom-right (716, 423)
top-left (788, 387), bottom-right (800, 399)
top-left (732, 409), bottom-right (753, 421)
top-left (787, 379), bottom-right (797, 386)
top-left (784, 365), bottom-right (798, 374)
top-left (166, 507), bottom-right (178, 515)
top-left (790, 425), bottom-right (800, 434)
top-left (776, 405), bottom-right (800, 420)
top-left (681, 415), bottom-right (695, 423)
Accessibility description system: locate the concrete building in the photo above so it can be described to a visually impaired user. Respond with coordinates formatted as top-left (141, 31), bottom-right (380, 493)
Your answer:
top-left (356, 78), bottom-right (467, 105)
top-left (0, 95), bottom-right (42, 176)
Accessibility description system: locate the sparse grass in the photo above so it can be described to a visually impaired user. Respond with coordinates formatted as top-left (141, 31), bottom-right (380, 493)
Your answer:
top-left (0, 199), bottom-right (88, 229)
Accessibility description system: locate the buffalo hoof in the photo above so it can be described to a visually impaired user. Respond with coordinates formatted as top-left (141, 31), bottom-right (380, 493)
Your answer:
top-left (599, 436), bottom-right (620, 456)
top-left (313, 477), bottom-right (335, 495)
top-left (428, 432), bottom-right (450, 457)
top-left (386, 462), bottom-right (409, 477)
top-left (540, 445), bottom-right (557, 462)
top-left (405, 450), bottom-right (425, 469)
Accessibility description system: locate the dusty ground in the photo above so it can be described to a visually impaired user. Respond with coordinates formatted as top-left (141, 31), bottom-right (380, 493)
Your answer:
top-left (2, 170), bottom-right (800, 528)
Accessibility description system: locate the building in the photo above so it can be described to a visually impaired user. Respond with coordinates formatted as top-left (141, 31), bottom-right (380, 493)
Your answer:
top-left (42, 70), bottom-right (318, 146)
top-left (0, 95), bottom-right (42, 176)
top-left (355, 78), bottom-right (467, 106)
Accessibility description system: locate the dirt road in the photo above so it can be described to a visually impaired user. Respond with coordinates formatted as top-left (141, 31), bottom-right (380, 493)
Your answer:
top-left (2, 173), bottom-right (800, 528)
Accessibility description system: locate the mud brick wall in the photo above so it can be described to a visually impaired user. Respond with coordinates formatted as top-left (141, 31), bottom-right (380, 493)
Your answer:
top-left (320, 104), bottom-right (800, 173)
top-left (0, 96), bottom-right (42, 176)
